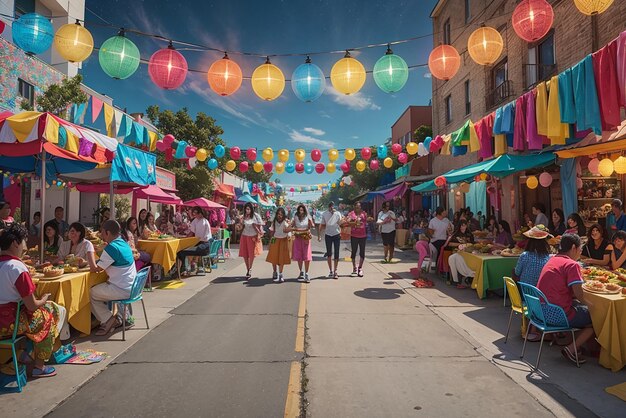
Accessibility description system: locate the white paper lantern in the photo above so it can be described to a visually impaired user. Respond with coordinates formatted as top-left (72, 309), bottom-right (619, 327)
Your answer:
top-left (344, 176), bottom-right (352, 186)
top-left (417, 142), bottom-right (427, 156)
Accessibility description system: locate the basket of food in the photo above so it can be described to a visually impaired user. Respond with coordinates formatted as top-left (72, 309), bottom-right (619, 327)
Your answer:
top-left (42, 266), bottom-right (64, 278)
top-left (63, 265), bottom-right (78, 274)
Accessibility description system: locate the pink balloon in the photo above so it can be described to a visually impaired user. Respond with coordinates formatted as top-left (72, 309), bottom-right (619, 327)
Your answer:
top-left (162, 134), bottom-right (175, 145)
top-left (185, 146), bottom-right (197, 158)
top-left (315, 163), bottom-right (325, 173)
top-left (156, 140), bottom-right (167, 152)
top-left (340, 163), bottom-right (349, 173)
top-left (230, 146), bottom-right (241, 160)
top-left (246, 148), bottom-right (257, 161)
top-left (263, 162), bottom-right (273, 173)
top-left (361, 147), bottom-right (372, 160)
top-left (295, 163), bottom-right (304, 173)
top-left (311, 149), bottom-right (322, 162)
top-left (391, 143), bottom-right (402, 155)
top-left (239, 161), bottom-right (249, 173)
top-left (369, 159), bottom-right (379, 170)
top-left (290, 187), bottom-right (295, 192)
top-left (398, 152), bottom-right (408, 164)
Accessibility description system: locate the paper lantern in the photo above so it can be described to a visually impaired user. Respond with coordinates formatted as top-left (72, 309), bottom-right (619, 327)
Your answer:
top-left (262, 148), bottom-right (274, 161)
top-left (330, 51), bottom-right (366, 95)
top-left (428, 44), bottom-right (461, 81)
top-left (188, 157), bottom-right (198, 169)
top-left (576, 177), bottom-right (583, 189)
top-left (328, 162), bottom-right (338, 173)
top-left (99, 32), bottom-right (141, 79)
top-left (588, 158), bottom-right (600, 174)
top-left (239, 161), bottom-right (249, 173)
top-left (345, 148), bottom-right (356, 161)
top-left (598, 158), bottom-right (614, 177)
top-left (344, 176), bottom-right (352, 185)
top-left (328, 149), bottom-right (339, 162)
top-left (398, 153), bottom-right (408, 164)
top-left (285, 162), bottom-right (295, 173)
top-left (185, 146), bottom-right (197, 158)
top-left (264, 162), bottom-right (274, 173)
top-left (311, 149), bottom-right (322, 162)
top-left (391, 143), bottom-right (402, 155)
top-left (230, 147), bottom-right (241, 160)
top-left (424, 137), bottom-right (433, 152)
top-left (383, 157), bottom-right (393, 169)
top-left (574, 0), bottom-right (614, 15)
top-left (54, 20), bottom-right (94, 62)
top-left (291, 57), bottom-right (326, 102)
top-left (434, 176), bottom-right (447, 187)
top-left (479, 173), bottom-right (489, 181)
top-left (361, 147), bottom-right (372, 160)
top-left (276, 162), bottom-right (285, 174)
top-left (247, 148), bottom-right (258, 161)
top-left (459, 182), bottom-right (471, 193)
top-left (148, 43), bottom-right (188, 89)
top-left (207, 158), bottom-right (218, 170)
top-left (417, 143), bottom-right (427, 156)
top-left (467, 26), bottom-right (503, 66)
top-left (225, 160), bottom-right (236, 172)
top-left (356, 160), bottom-right (366, 172)
top-left (251, 58), bottom-right (285, 101)
top-left (304, 163), bottom-right (314, 174)
top-left (512, 0), bottom-right (554, 43)
top-left (315, 163), bottom-right (325, 174)
top-left (539, 172), bottom-right (553, 187)
top-left (340, 163), bottom-right (349, 173)
top-left (295, 163), bottom-right (305, 174)
top-left (340, 181), bottom-right (345, 187)
top-left (370, 160), bottom-right (380, 170)
top-left (295, 149), bottom-right (306, 162)
top-left (526, 175), bottom-right (538, 189)
top-left (162, 134), bottom-right (174, 146)
top-left (253, 161), bottom-right (263, 173)
top-left (207, 53), bottom-right (243, 96)
top-left (12, 13), bottom-right (54, 55)
top-left (195, 148), bottom-right (208, 162)
top-left (613, 156), bottom-right (626, 174)
top-left (373, 46), bottom-right (409, 93)
top-left (406, 142), bottom-right (418, 155)
top-left (377, 145), bottom-right (387, 158)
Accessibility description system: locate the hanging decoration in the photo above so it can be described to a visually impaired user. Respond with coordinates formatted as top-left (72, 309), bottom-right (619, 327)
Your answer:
top-left (361, 147), bottom-right (372, 160)
top-left (539, 172), bottom-right (553, 187)
top-left (253, 161), bottom-right (263, 173)
top-left (434, 176), bottom-right (447, 188)
top-left (12, 13), bottom-right (54, 55)
top-left (295, 163), bottom-right (305, 174)
top-left (311, 149), bottom-right (322, 162)
top-left (511, 0), bottom-right (554, 43)
top-left (53, 20), bottom-right (94, 63)
top-left (428, 44), bottom-right (461, 80)
top-left (251, 57), bottom-right (285, 101)
top-left (214, 144), bottom-right (226, 158)
top-left (391, 143), bottom-right (402, 155)
top-left (275, 149), bottom-right (288, 162)
top-left (285, 162), bottom-right (295, 173)
top-left (328, 149), bottom-right (339, 162)
top-left (598, 158), bottom-right (614, 177)
top-left (398, 152), bottom-right (408, 164)
top-left (148, 42), bottom-right (188, 90)
top-left (377, 144), bottom-right (387, 158)
top-left (295, 149), bottom-right (306, 162)
top-left (467, 26), bottom-right (503, 66)
top-left (276, 162), bottom-right (285, 174)
top-left (230, 146), bottom-right (241, 160)
top-left (291, 56), bottom-right (326, 102)
top-left (370, 160), bottom-right (380, 170)
top-left (345, 148), bottom-right (356, 161)
top-left (383, 157), bottom-right (393, 168)
top-left (372, 45), bottom-right (409, 93)
top-left (207, 158), bottom-right (218, 170)
top-left (588, 158), bottom-right (600, 174)
top-left (224, 160), bottom-right (236, 171)
top-left (574, 0), bottom-right (614, 15)
top-left (340, 163), bottom-right (349, 173)
top-left (264, 162), bottom-right (274, 173)
top-left (613, 156), bottom-right (626, 174)
top-left (330, 51), bottom-right (366, 95)
top-left (526, 175), bottom-right (539, 189)
top-left (207, 53), bottom-right (243, 96)
top-left (315, 163), bottom-right (325, 174)
top-left (327, 162), bottom-right (337, 173)
top-left (406, 142), bottom-right (418, 155)
top-left (239, 161), bottom-right (249, 173)
top-left (262, 148), bottom-right (274, 161)
top-left (99, 31), bottom-right (141, 80)
top-left (304, 163), bottom-right (314, 174)
top-left (195, 148), bottom-right (208, 162)
top-left (355, 160), bottom-right (366, 172)
top-left (247, 148), bottom-right (258, 161)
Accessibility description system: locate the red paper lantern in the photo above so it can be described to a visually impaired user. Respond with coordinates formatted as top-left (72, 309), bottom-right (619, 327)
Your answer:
top-left (315, 163), bottom-right (325, 173)
top-left (263, 162), bottom-right (273, 173)
top-left (311, 149), bottom-right (322, 162)
top-left (391, 143), bottom-right (402, 155)
top-left (428, 44), bottom-right (461, 81)
top-left (511, 0), bottom-right (554, 43)
top-left (434, 176), bottom-right (447, 188)
top-left (361, 147), bottom-right (372, 160)
top-left (230, 146), bottom-right (241, 160)
top-left (295, 163), bottom-right (305, 174)
top-left (370, 160), bottom-right (379, 170)
top-left (148, 43), bottom-right (188, 90)
top-left (207, 53), bottom-right (243, 96)
top-left (246, 148), bottom-right (257, 161)
top-left (239, 161), bottom-right (249, 173)
top-left (340, 163), bottom-right (350, 173)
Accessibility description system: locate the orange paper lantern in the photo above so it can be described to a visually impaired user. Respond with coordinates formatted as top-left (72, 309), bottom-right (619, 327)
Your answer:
top-left (207, 53), bottom-right (243, 96)
top-left (428, 44), bottom-right (461, 80)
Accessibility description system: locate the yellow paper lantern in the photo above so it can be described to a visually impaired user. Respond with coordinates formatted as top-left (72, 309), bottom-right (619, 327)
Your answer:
top-left (467, 26), bottom-right (503, 66)
top-left (330, 52), bottom-right (366, 95)
top-left (278, 149), bottom-right (289, 162)
top-left (331, 183), bottom-right (337, 188)
top-left (262, 148), bottom-right (274, 161)
top-left (53, 21), bottom-right (94, 62)
top-left (345, 148), bottom-right (356, 161)
top-left (598, 158), bottom-right (614, 177)
top-left (195, 148), bottom-right (208, 162)
top-left (295, 149), bottom-right (306, 162)
top-left (328, 149), bottom-right (339, 162)
top-left (225, 160), bottom-right (236, 172)
top-left (340, 181), bottom-right (345, 187)
top-left (355, 160), bottom-right (366, 172)
top-left (383, 157), bottom-right (393, 168)
top-left (326, 162), bottom-right (336, 173)
top-left (406, 142), bottom-right (418, 155)
top-left (253, 161), bottom-right (263, 173)
top-left (574, 0), bottom-right (614, 15)
top-left (613, 156), bottom-right (626, 174)
top-left (479, 173), bottom-right (488, 181)
top-left (251, 58), bottom-right (285, 101)
top-left (526, 176), bottom-right (538, 189)
top-left (275, 161), bottom-right (285, 174)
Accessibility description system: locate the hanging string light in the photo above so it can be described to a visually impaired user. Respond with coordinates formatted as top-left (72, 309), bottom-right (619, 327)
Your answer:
top-left (99, 30), bottom-right (141, 80)
top-left (148, 41), bottom-right (188, 89)
top-left (428, 44), bottom-right (461, 80)
top-left (467, 25), bottom-right (503, 65)
top-left (574, 0), bottom-right (614, 15)
top-left (511, 0), bottom-right (554, 43)
top-left (12, 13), bottom-right (54, 55)
top-left (291, 56), bottom-right (326, 102)
top-left (53, 20), bottom-right (94, 62)
top-left (330, 51), bottom-right (366, 95)
top-left (372, 45), bottom-right (409, 93)
top-left (207, 53), bottom-right (243, 96)
top-left (251, 57), bottom-right (285, 101)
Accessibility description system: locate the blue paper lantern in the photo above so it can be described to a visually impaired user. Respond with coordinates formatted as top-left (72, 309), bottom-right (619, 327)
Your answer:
top-left (377, 144), bottom-right (387, 159)
top-left (305, 163), bottom-right (314, 174)
top-left (424, 136), bottom-right (433, 151)
top-left (13, 13), bottom-right (54, 55)
top-left (291, 58), bottom-right (326, 102)
top-left (285, 162), bottom-right (295, 173)
top-left (214, 144), bottom-right (225, 158)
top-left (207, 158), bottom-right (218, 170)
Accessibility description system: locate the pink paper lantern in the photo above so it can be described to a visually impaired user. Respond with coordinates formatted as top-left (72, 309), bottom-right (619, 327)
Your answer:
top-left (361, 147), bottom-right (372, 160)
top-left (239, 161), bottom-right (249, 173)
top-left (512, 0), bottom-right (554, 43)
top-left (156, 140), bottom-right (167, 152)
top-left (391, 143), bottom-right (402, 155)
top-left (340, 163), bottom-right (350, 173)
top-left (315, 163), bottom-right (325, 173)
top-left (263, 162), bottom-right (273, 173)
top-left (148, 45), bottom-right (188, 90)
top-left (370, 159), bottom-right (379, 170)
top-left (162, 134), bottom-right (175, 146)
top-left (398, 152), bottom-right (408, 164)
top-left (539, 172), bottom-right (553, 187)
top-left (185, 146), bottom-right (197, 158)
top-left (311, 149), bottom-right (322, 162)
top-left (295, 163), bottom-right (305, 173)
top-left (429, 135), bottom-right (444, 153)
top-left (588, 158), bottom-right (600, 174)
top-left (230, 146), bottom-right (241, 160)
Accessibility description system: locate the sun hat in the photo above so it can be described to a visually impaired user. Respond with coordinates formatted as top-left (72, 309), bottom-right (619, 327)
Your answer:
top-left (523, 224), bottom-right (553, 240)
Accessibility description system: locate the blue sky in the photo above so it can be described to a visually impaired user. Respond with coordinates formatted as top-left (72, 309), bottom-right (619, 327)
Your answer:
top-left (81, 0), bottom-right (438, 199)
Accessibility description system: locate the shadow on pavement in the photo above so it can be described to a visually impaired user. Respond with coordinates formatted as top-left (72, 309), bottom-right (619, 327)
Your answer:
top-left (211, 276), bottom-right (247, 284)
top-left (354, 288), bottom-right (404, 300)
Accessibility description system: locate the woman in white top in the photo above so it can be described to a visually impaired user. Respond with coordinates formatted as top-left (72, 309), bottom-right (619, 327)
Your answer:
top-left (56, 222), bottom-right (97, 271)
top-left (238, 202), bottom-right (264, 280)
top-left (141, 212), bottom-right (158, 238)
top-left (377, 202), bottom-right (397, 263)
top-left (266, 208), bottom-right (291, 282)
top-left (288, 204), bottom-right (315, 283)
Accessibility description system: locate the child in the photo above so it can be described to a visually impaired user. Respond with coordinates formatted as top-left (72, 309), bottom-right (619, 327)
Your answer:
top-left (266, 208), bottom-right (291, 283)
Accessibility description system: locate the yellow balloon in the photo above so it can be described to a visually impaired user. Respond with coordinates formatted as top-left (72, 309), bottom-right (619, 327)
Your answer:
top-left (345, 148), bottom-right (356, 161)
top-left (262, 148), bottom-right (274, 162)
top-left (328, 149), bottom-right (339, 162)
top-left (295, 149), bottom-right (306, 162)
top-left (331, 183), bottom-right (337, 188)
top-left (340, 181), bottom-right (345, 187)
top-left (330, 54), bottom-right (366, 95)
top-left (195, 148), bottom-right (208, 162)
top-left (278, 149), bottom-right (289, 162)
top-left (356, 160), bottom-right (366, 172)
top-left (225, 160), bottom-right (236, 172)
top-left (253, 161), bottom-right (263, 173)
top-left (326, 162), bottom-right (336, 173)
top-left (406, 142), bottom-right (418, 155)
top-left (54, 22), bottom-right (94, 63)
top-left (383, 157), bottom-right (393, 168)
top-left (275, 161), bottom-right (285, 174)
top-left (251, 61), bottom-right (285, 101)
top-left (526, 176), bottom-right (538, 189)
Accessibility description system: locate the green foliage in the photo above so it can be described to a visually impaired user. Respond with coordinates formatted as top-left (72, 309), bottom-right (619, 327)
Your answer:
top-left (99, 194), bottom-right (131, 221)
top-left (413, 125), bottom-right (433, 143)
top-left (36, 74), bottom-right (89, 118)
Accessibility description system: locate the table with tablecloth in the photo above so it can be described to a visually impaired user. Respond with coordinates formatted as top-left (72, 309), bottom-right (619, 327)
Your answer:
top-left (138, 237), bottom-right (199, 272)
top-left (458, 252), bottom-right (519, 299)
top-left (584, 291), bottom-right (626, 372)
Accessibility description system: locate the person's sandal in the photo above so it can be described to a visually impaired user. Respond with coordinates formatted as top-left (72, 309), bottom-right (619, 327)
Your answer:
top-left (561, 346), bottom-right (586, 365)
top-left (32, 365), bottom-right (56, 378)
top-left (95, 317), bottom-right (121, 336)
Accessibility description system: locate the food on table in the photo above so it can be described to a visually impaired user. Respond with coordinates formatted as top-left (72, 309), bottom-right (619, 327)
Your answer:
top-left (62, 264), bottom-right (78, 274)
top-left (622, 287), bottom-right (626, 295)
top-left (27, 265), bottom-right (37, 276)
top-left (605, 283), bottom-right (621, 293)
top-left (473, 230), bottom-right (489, 238)
top-left (500, 247), bottom-right (522, 257)
top-left (65, 254), bottom-right (88, 268)
top-left (547, 237), bottom-right (560, 246)
top-left (581, 267), bottom-right (619, 284)
top-left (42, 266), bottom-right (64, 278)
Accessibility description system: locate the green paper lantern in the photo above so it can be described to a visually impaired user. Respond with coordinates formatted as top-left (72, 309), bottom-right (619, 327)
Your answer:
top-left (373, 47), bottom-right (409, 93)
top-left (99, 31), bottom-right (141, 80)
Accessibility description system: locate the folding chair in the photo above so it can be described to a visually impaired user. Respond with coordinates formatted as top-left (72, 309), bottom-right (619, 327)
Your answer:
top-left (108, 267), bottom-right (151, 341)
top-left (0, 302), bottom-right (28, 392)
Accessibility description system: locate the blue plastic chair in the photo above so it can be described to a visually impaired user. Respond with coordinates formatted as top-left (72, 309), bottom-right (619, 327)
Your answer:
top-left (109, 267), bottom-right (150, 341)
top-left (201, 240), bottom-right (222, 273)
top-left (0, 302), bottom-right (27, 392)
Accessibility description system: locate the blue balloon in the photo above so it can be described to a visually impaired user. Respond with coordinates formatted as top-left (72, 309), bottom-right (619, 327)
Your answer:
top-left (175, 141), bottom-right (188, 159)
top-left (214, 144), bottom-right (225, 158)
top-left (377, 144), bottom-right (387, 159)
top-left (305, 163), bottom-right (314, 174)
top-left (291, 62), bottom-right (326, 102)
top-left (285, 162), bottom-right (295, 173)
top-left (424, 136), bottom-right (433, 152)
top-left (207, 158), bottom-right (218, 170)
top-left (13, 13), bottom-right (54, 55)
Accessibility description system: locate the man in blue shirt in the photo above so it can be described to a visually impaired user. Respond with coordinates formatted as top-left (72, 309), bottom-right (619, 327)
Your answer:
top-left (611, 199), bottom-right (626, 235)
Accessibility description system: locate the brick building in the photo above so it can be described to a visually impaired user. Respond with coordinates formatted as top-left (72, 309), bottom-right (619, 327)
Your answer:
top-left (429, 0), bottom-right (626, 225)
top-left (391, 105), bottom-right (433, 177)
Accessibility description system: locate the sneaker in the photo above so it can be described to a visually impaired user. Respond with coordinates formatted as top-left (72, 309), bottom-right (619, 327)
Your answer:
top-left (357, 269), bottom-right (363, 277)
top-left (297, 271), bottom-right (304, 280)
top-left (350, 269), bottom-right (358, 277)
top-left (279, 273), bottom-right (284, 283)
top-left (304, 273), bottom-right (310, 283)
top-left (328, 271), bottom-right (334, 278)
top-left (333, 271), bottom-right (338, 280)
top-left (197, 267), bottom-right (205, 274)
top-left (273, 276), bottom-right (281, 283)
top-left (272, 271), bottom-right (278, 280)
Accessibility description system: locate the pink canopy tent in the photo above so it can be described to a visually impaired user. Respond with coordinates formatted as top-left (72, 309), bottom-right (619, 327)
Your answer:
top-left (182, 197), bottom-right (226, 210)
top-left (134, 185), bottom-right (182, 205)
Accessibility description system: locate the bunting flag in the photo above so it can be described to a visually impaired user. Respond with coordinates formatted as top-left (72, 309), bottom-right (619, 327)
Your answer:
top-left (42, 114), bottom-right (59, 144)
top-left (118, 114), bottom-right (133, 139)
top-left (6, 111), bottom-right (40, 142)
top-left (91, 96), bottom-right (104, 123)
top-left (72, 102), bottom-right (87, 125)
top-left (113, 108), bottom-right (124, 140)
top-left (148, 131), bottom-right (159, 151)
top-left (103, 103), bottom-right (115, 138)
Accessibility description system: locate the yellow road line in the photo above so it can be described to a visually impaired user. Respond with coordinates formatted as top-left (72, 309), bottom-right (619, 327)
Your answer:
top-left (284, 361), bottom-right (301, 418)
top-left (296, 282), bottom-right (307, 352)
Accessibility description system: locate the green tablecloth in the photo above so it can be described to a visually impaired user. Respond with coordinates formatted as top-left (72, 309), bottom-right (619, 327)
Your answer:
top-left (459, 252), bottom-right (519, 299)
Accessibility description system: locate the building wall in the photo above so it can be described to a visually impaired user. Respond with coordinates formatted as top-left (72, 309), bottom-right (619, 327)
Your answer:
top-left (391, 106), bottom-right (433, 145)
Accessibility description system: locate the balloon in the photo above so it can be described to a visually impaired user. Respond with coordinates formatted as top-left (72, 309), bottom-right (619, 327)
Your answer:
top-left (311, 149), bottom-right (322, 162)
top-left (230, 146), bottom-right (241, 160)
top-left (239, 161), bottom-right (249, 173)
top-left (262, 148), bottom-right (274, 161)
top-left (361, 147), bottom-right (372, 160)
top-left (383, 157), bottom-right (393, 168)
top-left (162, 134), bottom-right (175, 145)
top-left (340, 163), bottom-right (349, 173)
top-left (377, 144), bottom-right (387, 158)
top-left (185, 146), bottom-right (197, 158)
top-left (263, 161), bottom-right (273, 173)
top-left (246, 148), bottom-right (257, 161)
top-left (253, 161), bottom-right (263, 173)
top-left (214, 144), bottom-right (225, 158)
top-left (328, 149), bottom-right (339, 162)
top-left (344, 176), bottom-right (352, 185)
top-left (370, 159), bottom-right (379, 170)
top-left (315, 163), bottom-right (325, 173)
top-left (398, 152), bottom-right (408, 164)
top-left (278, 149), bottom-right (289, 162)
top-left (285, 162), bottom-right (295, 173)
top-left (345, 148), bottom-right (356, 161)
top-left (295, 163), bottom-right (305, 173)
top-left (295, 149), bottom-right (306, 162)
top-left (429, 135), bottom-right (444, 153)
top-left (290, 187), bottom-right (295, 192)
top-left (391, 143), bottom-right (402, 155)
top-left (188, 157), bottom-right (198, 169)
top-left (305, 163), bottom-right (314, 174)
top-left (406, 142), bottom-right (418, 155)
top-left (195, 148), bottom-right (208, 162)
top-left (326, 162), bottom-right (336, 173)
top-left (424, 136), bottom-right (432, 151)
top-left (156, 140), bottom-right (167, 152)
top-left (356, 160), bottom-right (366, 172)
top-left (417, 142), bottom-right (427, 156)
top-left (225, 160), bottom-right (236, 171)
top-left (275, 162), bottom-right (285, 174)
top-left (207, 158), bottom-right (218, 170)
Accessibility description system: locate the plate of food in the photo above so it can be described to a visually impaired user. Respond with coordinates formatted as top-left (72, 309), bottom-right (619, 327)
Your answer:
top-left (42, 266), bottom-right (64, 279)
top-left (583, 280), bottom-right (622, 294)
top-left (500, 247), bottom-right (522, 257)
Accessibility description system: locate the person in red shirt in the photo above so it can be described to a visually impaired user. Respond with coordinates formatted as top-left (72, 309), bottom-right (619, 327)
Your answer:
top-left (537, 234), bottom-right (595, 365)
top-left (344, 202), bottom-right (368, 277)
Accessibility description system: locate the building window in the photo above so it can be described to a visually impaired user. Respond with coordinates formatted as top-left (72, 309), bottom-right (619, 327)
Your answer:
top-left (464, 80), bottom-right (471, 116)
top-left (443, 19), bottom-right (451, 45)
top-left (444, 95), bottom-right (452, 125)
top-left (526, 32), bottom-right (556, 88)
top-left (14, 0), bottom-right (35, 17)
top-left (18, 78), bottom-right (34, 108)
top-left (465, 0), bottom-right (471, 23)
top-left (487, 58), bottom-right (512, 108)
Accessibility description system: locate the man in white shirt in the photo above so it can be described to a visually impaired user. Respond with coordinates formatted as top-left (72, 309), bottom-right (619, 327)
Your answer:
top-left (318, 201), bottom-right (343, 279)
top-left (176, 206), bottom-right (213, 275)
top-left (428, 206), bottom-right (451, 257)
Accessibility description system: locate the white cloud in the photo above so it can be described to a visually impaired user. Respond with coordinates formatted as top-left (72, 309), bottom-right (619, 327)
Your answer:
top-left (423, 72), bottom-right (432, 79)
top-left (288, 130), bottom-right (335, 148)
top-left (318, 111), bottom-right (332, 119)
top-left (303, 127), bottom-right (326, 136)
top-left (351, 135), bottom-right (359, 139)
top-left (325, 89), bottom-right (381, 111)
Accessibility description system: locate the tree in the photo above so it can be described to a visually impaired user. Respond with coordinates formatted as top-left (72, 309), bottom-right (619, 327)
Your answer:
top-left (21, 74), bottom-right (89, 119)
top-left (413, 125), bottom-right (433, 143)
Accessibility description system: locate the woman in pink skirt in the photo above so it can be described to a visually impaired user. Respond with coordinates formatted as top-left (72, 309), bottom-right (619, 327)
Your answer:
top-left (238, 203), bottom-right (264, 280)
top-left (288, 204), bottom-right (315, 283)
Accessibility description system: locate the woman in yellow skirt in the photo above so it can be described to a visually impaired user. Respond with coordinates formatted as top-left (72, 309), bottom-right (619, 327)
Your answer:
top-left (266, 208), bottom-right (291, 283)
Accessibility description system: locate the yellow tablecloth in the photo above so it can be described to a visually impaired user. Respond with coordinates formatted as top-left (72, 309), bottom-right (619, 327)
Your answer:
top-left (35, 271), bottom-right (108, 335)
top-left (585, 291), bottom-right (626, 372)
top-left (458, 252), bottom-right (519, 298)
top-left (138, 237), bottom-right (199, 271)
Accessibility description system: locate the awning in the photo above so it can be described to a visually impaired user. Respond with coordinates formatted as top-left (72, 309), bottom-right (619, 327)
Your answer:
top-left (134, 185), bottom-right (182, 205)
top-left (183, 197), bottom-right (226, 210)
top-left (363, 182), bottom-right (408, 202)
top-left (214, 183), bottom-right (235, 198)
top-left (555, 120), bottom-right (626, 158)
top-left (236, 194), bottom-right (257, 204)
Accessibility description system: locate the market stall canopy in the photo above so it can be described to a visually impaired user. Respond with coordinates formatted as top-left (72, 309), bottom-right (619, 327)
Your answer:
top-left (363, 182), bottom-right (408, 202)
top-left (0, 153), bottom-right (97, 181)
top-left (134, 185), bottom-right (182, 205)
top-left (183, 197), bottom-right (226, 210)
top-left (235, 193), bottom-right (257, 204)
top-left (254, 194), bottom-right (276, 208)
top-left (214, 183), bottom-right (235, 198)
top-left (555, 120), bottom-right (626, 158)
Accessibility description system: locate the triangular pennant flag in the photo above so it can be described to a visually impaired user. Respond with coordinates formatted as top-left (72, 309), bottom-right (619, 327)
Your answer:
top-left (148, 131), bottom-right (158, 151)
top-left (7, 111), bottom-right (41, 143)
top-left (91, 96), bottom-right (104, 123)
top-left (73, 102), bottom-right (87, 125)
top-left (42, 114), bottom-right (60, 144)
top-left (119, 114), bottom-right (133, 139)
top-left (113, 109), bottom-right (124, 141)
top-left (103, 103), bottom-right (115, 138)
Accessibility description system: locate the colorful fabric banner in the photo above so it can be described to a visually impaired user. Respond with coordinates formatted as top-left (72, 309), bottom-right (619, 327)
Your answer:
top-left (103, 103), bottom-right (115, 138)
top-left (113, 109), bottom-right (124, 140)
top-left (110, 144), bottom-right (157, 186)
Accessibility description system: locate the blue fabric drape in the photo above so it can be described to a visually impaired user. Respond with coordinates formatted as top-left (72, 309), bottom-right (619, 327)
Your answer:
top-left (561, 158), bottom-right (578, 218)
top-left (466, 181), bottom-right (487, 218)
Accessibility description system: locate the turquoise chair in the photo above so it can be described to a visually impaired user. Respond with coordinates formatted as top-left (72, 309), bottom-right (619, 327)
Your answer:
top-left (0, 302), bottom-right (27, 392)
top-left (201, 240), bottom-right (222, 273)
top-left (219, 230), bottom-right (231, 261)
top-left (109, 267), bottom-right (151, 341)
